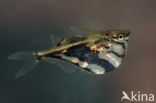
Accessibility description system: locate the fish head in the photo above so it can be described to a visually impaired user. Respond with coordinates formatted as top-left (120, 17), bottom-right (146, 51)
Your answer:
top-left (101, 30), bottom-right (131, 44)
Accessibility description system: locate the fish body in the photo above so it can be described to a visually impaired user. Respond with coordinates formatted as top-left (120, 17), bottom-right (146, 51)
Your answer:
top-left (9, 29), bottom-right (130, 77)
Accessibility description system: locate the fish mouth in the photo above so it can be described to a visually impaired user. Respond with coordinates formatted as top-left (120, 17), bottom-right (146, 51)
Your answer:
top-left (125, 32), bottom-right (131, 37)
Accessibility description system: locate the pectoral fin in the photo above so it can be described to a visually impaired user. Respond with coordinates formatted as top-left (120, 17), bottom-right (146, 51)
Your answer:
top-left (43, 57), bottom-right (79, 73)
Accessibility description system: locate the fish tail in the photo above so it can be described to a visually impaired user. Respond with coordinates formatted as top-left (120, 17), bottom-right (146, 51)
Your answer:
top-left (8, 51), bottom-right (42, 78)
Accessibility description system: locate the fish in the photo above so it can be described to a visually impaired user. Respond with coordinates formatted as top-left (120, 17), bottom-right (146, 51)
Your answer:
top-left (8, 28), bottom-right (130, 78)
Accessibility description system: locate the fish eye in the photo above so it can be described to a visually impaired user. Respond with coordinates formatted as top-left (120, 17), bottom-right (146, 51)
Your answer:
top-left (118, 34), bottom-right (124, 40)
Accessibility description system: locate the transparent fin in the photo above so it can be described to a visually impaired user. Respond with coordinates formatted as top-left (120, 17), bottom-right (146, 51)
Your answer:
top-left (8, 51), bottom-right (40, 78)
top-left (69, 27), bottom-right (96, 34)
top-left (43, 57), bottom-right (78, 73)
top-left (8, 51), bottom-right (35, 61)
top-left (15, 59), bottom-right (39, 78)
top-left (49, 35), bottom-right (55, 46)
top-left (49, 34), bottom-right (62, 46)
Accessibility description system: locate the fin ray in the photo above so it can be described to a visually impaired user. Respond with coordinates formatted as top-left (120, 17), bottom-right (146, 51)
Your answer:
top-left (43, 57), bottom-right (78, 73)
top-left (49, 34), bottom-right (61, 46)
top-left (49, 35), bottom-right (55, 46)
top-left (8, 51), bottom-right (35, 61)
top-left (8, 51), bottom-right (40, 78)
top-left (15, 59), bottom-right (39, 78)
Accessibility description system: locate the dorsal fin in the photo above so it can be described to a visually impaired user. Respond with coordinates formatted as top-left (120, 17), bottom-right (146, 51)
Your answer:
top-left (49, 34), bottom-right (61, 46)
top-left (57, 36), bottom-right (87, 46)
top-left (57, 27), bottom-right (98, 47)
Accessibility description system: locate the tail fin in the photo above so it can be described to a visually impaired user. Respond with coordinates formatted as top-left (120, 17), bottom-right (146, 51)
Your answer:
top-left (8, 51), bottom-right (40, 78)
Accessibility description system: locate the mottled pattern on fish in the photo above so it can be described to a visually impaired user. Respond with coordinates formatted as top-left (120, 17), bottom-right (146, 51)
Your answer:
top-left (8, 28), bottom-right (130, 78)
top-left (50, 44), bottom-right (115, 74)
top-left (40, 30), bottom-right (130, 74)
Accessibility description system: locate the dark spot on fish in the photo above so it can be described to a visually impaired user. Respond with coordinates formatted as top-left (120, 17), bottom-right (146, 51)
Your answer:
top-left (115, 42), bottom-right (126, 49)
top-left (63, 44), bottom-right (115, 72)
top-left (94, 40), bottom-right (102, 44)
top-left (82, 52), bottom-right (115, 72)
top-left (107, 51), bottom-right (124, 58)
top-left (105, 46), bottom-right (110, 49)
top-left (105, 33), bottom-right (109, 36)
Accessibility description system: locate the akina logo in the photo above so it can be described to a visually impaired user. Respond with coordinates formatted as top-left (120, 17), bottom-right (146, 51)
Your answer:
top-left (121, 91), bottom-right (154, 102)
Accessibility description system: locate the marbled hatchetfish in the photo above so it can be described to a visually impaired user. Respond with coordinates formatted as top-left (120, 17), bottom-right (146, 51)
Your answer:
top-left (8, 28), bottom-right (130, 78)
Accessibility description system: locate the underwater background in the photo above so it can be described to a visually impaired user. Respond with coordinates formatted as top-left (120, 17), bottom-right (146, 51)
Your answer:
top-left (0, 0), bottom-right (156, 103)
